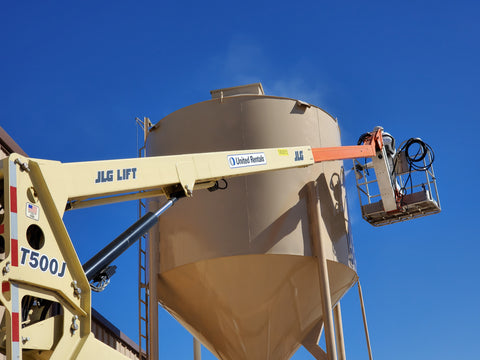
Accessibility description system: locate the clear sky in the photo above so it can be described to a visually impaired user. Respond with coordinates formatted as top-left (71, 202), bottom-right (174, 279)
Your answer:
top-left (1, 1), bottom-right (479, 359)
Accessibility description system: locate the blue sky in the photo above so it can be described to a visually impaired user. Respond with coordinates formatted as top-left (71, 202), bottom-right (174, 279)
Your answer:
top-left (2, 1), bottom-right (479, 359)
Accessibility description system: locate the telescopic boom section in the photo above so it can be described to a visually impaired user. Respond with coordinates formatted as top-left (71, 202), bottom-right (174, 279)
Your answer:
top-left (60, 129), bottom-right (384, 209)
top-left (312, 128), bottom-right (383, 163)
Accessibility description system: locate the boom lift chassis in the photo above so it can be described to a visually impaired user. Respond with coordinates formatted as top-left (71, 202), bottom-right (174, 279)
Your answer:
top-left (0, 128), bottom-right (439, 359)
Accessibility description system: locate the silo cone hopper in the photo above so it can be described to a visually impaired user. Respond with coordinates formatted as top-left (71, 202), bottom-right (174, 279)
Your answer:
top-left (145, 84), bottom-right (358, 360)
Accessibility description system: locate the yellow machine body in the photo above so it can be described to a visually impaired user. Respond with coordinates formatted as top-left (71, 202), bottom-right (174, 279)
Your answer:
top-left (0, 143), bottom-right (322, 359)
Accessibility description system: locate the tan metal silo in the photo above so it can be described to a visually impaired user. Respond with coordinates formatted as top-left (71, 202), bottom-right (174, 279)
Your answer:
top-left (145, 84), bottom-right (357, 360)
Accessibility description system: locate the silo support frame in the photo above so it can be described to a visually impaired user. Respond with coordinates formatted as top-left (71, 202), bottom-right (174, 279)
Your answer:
top-left (302, 321), bottom-right (327, 360)
top-left (193, 337), bottom-right (201, 360)
top-left (358, 281), bottom-right (374, 360)
top-left (302, 302), bottom-right (347, 360)
top-left (333, 303), bottom-right (347, 360)
top-left (148, 200), bottom-right (161, 360)
top-left (307, 181), bottom-right (338, 360)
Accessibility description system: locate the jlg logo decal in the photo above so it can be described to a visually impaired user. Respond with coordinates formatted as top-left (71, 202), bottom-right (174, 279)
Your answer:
top-left (20, 247), bottom-right (67, 278)
top-left (294, 150), bottom-right (304, 161)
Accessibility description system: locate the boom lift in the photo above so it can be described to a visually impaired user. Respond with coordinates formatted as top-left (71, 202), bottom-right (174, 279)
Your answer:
top-left (0, 128), bottom-right (439, 359)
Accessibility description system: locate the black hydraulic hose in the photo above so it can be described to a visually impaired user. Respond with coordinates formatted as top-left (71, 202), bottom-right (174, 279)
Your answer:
top-left (83, 197), bottom-right (178, 281)
top-left (403, 138), bottom-right (434, 170)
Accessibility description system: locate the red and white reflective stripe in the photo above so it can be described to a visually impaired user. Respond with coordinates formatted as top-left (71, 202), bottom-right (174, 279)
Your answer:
top-left (10, 186), bottom-right (17, 213)
top-left (11, 283), bottom-right (20, 357)
top-left (2, 162), bottom-right (20, 357)
top-left (2, 282), bottom-right (20, 357)
top-left (9, 160), bottom-right (18, 267)
top-left (0, 160), bottom-right (4, 238)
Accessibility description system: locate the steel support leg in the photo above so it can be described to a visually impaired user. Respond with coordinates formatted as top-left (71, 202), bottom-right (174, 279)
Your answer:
top-left (333, 303), bottom-right (346, 360)
top-left (193, 337), bottom-right (201, 360)
top-left (358, 282), bottom-right (373, 360)
top-left (148, 200), bottom-right (161, 360)
top-left (310, 182), bottom-right (338, 360)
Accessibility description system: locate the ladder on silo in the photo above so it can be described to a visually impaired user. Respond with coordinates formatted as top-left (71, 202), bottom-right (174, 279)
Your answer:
top-left (137, 117), bottom-right (152, 360)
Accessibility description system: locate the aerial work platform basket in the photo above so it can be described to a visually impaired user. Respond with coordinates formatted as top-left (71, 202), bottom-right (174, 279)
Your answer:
top-left (354, 136), bottom-right (441, 226)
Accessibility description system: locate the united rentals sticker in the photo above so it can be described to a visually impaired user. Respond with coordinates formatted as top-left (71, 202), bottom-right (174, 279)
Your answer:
top-left (227, 152), bottom-right (266, 168)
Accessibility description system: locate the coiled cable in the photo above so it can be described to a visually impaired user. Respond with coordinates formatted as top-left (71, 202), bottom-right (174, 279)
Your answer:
top-left (208, 179), bottom-right (228, 192)
top-left (395, 138), bottom-right (435, 198)
top-left (400, 138), bottom-right (434, 171)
